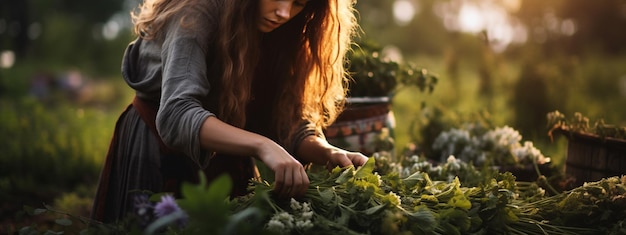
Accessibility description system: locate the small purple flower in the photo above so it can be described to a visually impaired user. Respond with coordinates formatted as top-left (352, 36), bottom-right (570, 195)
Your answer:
top-left (154, 194), bottom-right (188, 228)
top-left (133, 193), bottom-right (154, 228)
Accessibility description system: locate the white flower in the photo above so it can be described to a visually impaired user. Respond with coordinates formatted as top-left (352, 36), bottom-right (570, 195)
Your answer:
top-left (446, 155), bottom-right (461, 171)
top-left (511, 141), bottom-right (550, 164)
top-left (301, 211), bottom-right (314, 220)
top-left (277, 199), bottom-right (315, 232)
top-left (290, 198), bottom-right (302, 211)
top-left (276, 212), bottom-right (294, 228)
top-left (295, 220), bottom-right (314, 230)
top-left (266, 219), bottom-right (286, 232)
top-left (433, 128), bottom-right (473, 162)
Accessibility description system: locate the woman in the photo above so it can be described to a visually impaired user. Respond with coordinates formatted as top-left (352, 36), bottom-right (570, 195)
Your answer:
top-left (92, 0), bottom-right (367, 223)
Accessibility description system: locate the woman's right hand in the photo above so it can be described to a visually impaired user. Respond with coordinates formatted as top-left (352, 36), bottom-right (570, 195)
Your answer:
top-left (256, 141), bottom-right (310, 198)
top-left (198, 117), bottom-right (308, 198)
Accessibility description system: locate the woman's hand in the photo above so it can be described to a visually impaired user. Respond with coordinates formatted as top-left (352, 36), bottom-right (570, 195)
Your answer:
top-left (324, 148), bottom-right (368, 170)
top-left (256, 140), bottom-right (310, 199)
top-left (296, 135), bottom-right (368, 170)
top-left (199, 117), bottom-right (308, 198)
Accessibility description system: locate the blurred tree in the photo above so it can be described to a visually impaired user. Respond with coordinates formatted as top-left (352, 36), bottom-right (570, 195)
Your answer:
top-left (58, 0), bottom-right (126, 23)
top-left (477, 30), bottom-right (494, 109)
top-left (559, 0), bottom-right (626, 55)
top-left (0, 0), bottom-right (30, 56)
top-left (1, 0), bottom-right (129, 78)
top-left (512, 62), bottom-right (551, 143)
top-left (355, 0), bottom-right (450, 56)
top-left (515, 0), bottom-right (626, 55)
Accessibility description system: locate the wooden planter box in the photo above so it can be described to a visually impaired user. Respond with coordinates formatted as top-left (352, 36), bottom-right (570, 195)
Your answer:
top-left (556, 128), bottom-right (626, 186)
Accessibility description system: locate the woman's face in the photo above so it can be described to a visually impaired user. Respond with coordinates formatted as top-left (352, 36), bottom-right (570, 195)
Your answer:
top-left (258, 0), bottom-right (309, 32)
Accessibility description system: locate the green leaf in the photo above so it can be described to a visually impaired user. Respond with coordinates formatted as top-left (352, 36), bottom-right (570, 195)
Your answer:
top-left (317, 187), bottom-right (336, 204)
top-left (440, 208), bottom-right (471, 233)
top-left (435, 181), bottom-right (458, 203)
top-left (19, 226), bottom-right (39, 235)
top-left (503, 207), bottom-right (519, 223)
top-left (42, 230), bottom-right (64, 235)
top-left (23, 205), bottom-right (47, 216)
top-left (363, 204), bottom-right (386, 215)
top-left (402, 172), bottom-right (427, 191)
top-left (144, 210), bottom-right (186, 235)
top-left (337, 206), bottom-right (352, 226)
top-left (335, 167), bottom-right (356, 184)
top-left (438, 221), bottom-right (461, 235)
top-left (420, 194), bottom-right (439, 204)
top-left (354, 157), bottom-right (376, 180)
top-left (177, 172), bottom-right (233, 233)
top-left (446, 178), bottom-right (471, 210)
top-left (54, 218), bottom-right (72, 226)
top-left (406, 206), bottom-right (437, 232)
top-left (180, 172), bottom-right (232, 206)
top-left (221, 207), bottom-right (264, 235)
top-left (206, 174), bottom-right (233, 200)
top-left (449, 191), bottom-right (472, 210)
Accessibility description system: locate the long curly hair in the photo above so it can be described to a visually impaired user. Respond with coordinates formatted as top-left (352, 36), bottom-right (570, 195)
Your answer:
top-left (131, 0), bottom-right (358, 147)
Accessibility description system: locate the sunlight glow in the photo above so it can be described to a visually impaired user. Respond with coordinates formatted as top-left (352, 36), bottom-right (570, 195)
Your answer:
top-left (1, 50), bottom-right (15, 69)
top-left (393, 0), bottom-right (418, 26)
top-left (382, 45), bottom-right (403, 63)
top-left (501, 0), bottom-right (521, 12)
top-left (28, 22), bottom-right (42, 40)
top-left (434, 0), bottom-right (528, 53)
top-left (458, 4), bottom-right (484, 33)
top-left (102, 20), bottom-right (120, 40)
top-left (560, 19), bottom-right (577, 36)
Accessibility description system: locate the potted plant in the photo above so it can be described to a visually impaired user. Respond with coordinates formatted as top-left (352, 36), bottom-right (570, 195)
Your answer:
top-left (324, 40), bottom-right (438, 156)
top-left (547, 110), bottom-right (626, 186)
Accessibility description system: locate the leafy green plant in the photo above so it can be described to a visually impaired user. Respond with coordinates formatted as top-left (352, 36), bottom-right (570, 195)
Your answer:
top-left (346, 40), bottom-right (438, 98)
top-left (17, 155), bottom-right (626, 235)
top-left (547, 110), bottom-right (626, 140)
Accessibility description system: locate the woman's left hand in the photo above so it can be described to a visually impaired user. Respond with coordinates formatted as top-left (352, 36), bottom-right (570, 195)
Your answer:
top-left (296, 135), bottom-right (369, 170)
top-left (325, 148), bottom-right (368, 170)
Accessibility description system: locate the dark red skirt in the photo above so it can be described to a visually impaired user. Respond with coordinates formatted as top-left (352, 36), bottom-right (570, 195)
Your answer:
top-left (91, 101), bottom-right (256, 223)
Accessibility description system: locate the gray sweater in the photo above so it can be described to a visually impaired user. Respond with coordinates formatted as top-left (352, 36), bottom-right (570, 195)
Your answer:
top-left (121, 0), bottom-right (315, 167)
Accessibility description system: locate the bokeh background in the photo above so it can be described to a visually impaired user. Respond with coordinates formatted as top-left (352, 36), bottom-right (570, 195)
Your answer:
top-left (1, 0), bottom-right (625, 232)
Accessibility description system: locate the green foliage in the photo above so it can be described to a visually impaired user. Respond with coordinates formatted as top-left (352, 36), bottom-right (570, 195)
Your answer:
top-left (346, 40), bottom-right (438, 98)
top-left (16, 156), bottom-right (626, 235)
top-left (175, 174), bottom-right (232, 234)
top-left (548, 110), bottom-right (626, 140)
top-left (229, 157), bottom-right (624, 235)
top-left (0, 96), bottom-right (122, 222)
top-left (0, 98), bottom-right (112, 181)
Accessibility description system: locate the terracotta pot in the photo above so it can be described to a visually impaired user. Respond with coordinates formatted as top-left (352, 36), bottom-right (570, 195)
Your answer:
top-left (324, 97), bottom-right (396, 156)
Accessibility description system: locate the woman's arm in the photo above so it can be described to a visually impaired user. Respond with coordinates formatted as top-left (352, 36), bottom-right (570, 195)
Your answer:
top-left (198, 116), bottom-right (309, 198)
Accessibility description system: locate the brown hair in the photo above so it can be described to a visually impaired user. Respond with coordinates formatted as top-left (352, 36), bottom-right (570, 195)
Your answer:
top-left (131, 0), bottom-right (358, 146)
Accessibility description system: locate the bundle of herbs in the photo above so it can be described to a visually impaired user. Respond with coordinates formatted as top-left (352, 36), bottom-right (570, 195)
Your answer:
top-left (20, 154), bottom-right (626, 234)
top-left (230, 155), bottom-right (626, 235)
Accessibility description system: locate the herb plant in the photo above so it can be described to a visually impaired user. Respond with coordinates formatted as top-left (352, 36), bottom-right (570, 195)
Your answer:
top-left (547, 110), bottom-right (626, 140)
top-left (346, 40), bottom-right (438, 98)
